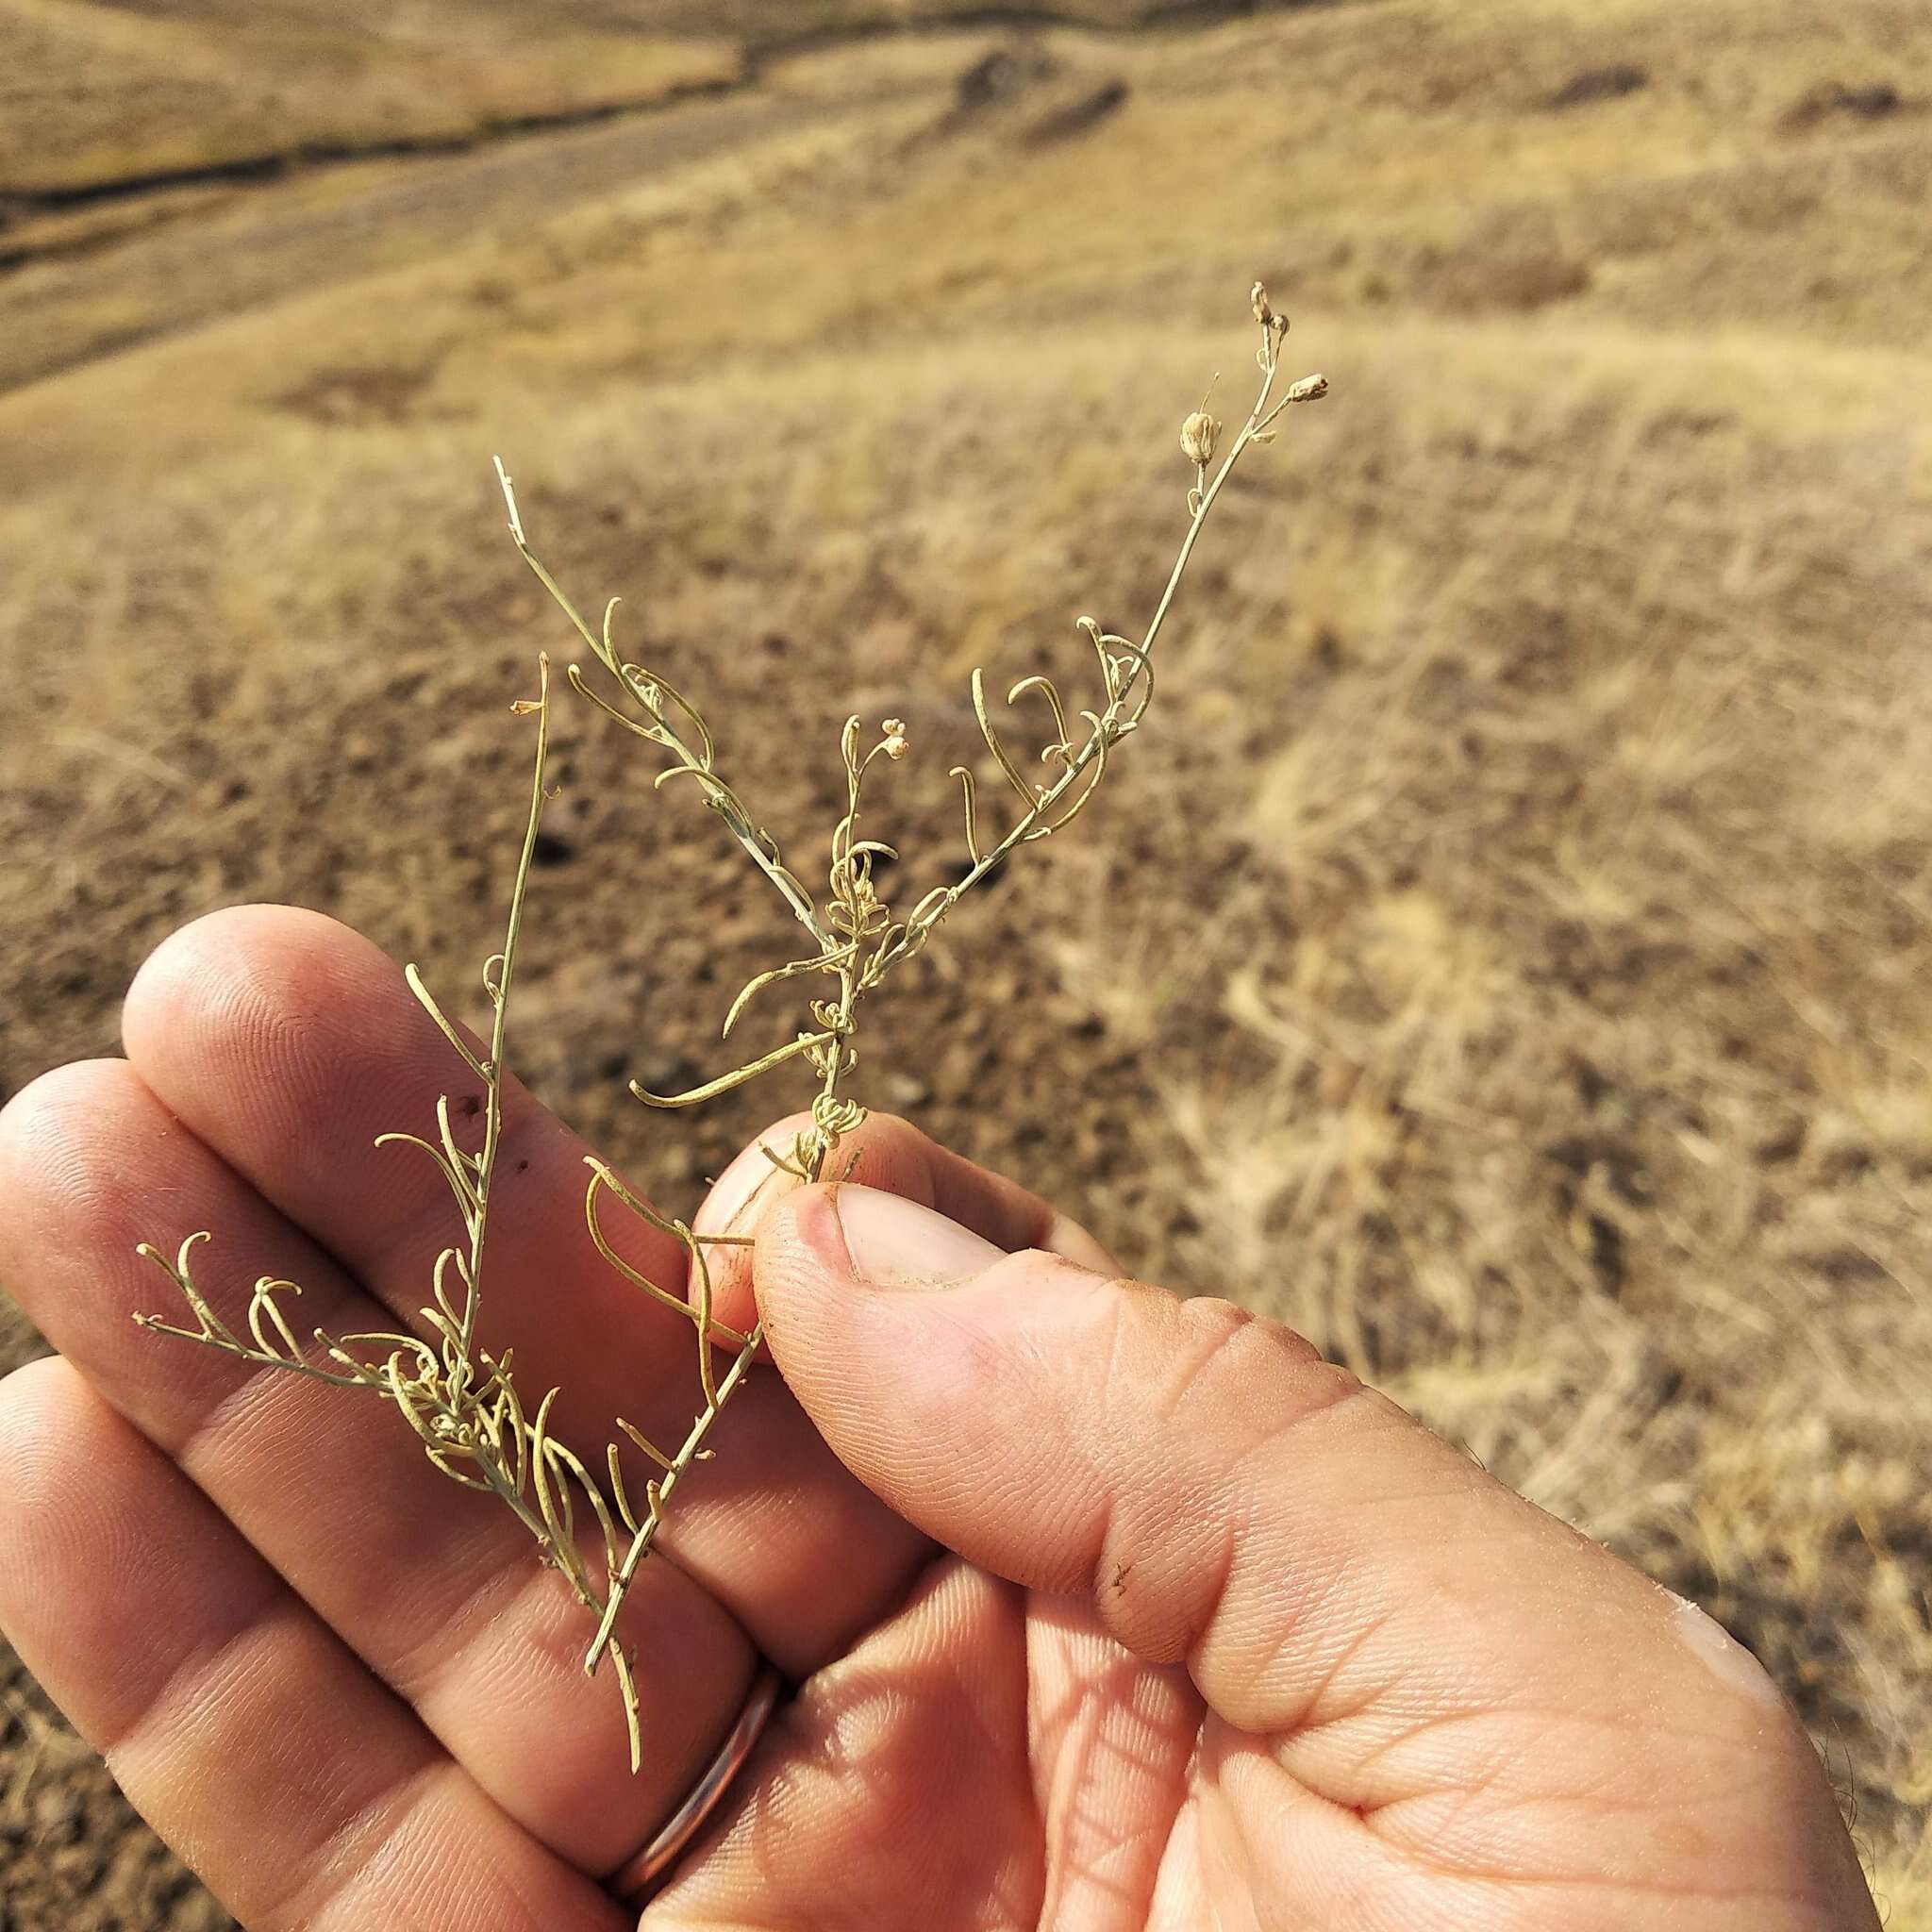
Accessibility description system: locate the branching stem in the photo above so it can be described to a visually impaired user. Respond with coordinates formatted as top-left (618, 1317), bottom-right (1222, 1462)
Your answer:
top-left (137, 289), bottom-right (1324, 1776)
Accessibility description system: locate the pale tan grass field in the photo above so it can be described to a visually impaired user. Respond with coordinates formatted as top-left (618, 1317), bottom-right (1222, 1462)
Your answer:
top-left (1, 0), bottom-right (1928, 1923)
top-left (0, 0), bottom-right (743, 195)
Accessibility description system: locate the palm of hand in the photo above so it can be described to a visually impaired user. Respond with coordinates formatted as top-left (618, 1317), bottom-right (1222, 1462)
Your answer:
top-left (655, 1552), bottom-right (1851, 1932)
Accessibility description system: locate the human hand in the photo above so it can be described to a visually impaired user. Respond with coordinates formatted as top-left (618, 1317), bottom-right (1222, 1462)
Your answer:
top-left (0, 908), bottom-right (1875, 1929)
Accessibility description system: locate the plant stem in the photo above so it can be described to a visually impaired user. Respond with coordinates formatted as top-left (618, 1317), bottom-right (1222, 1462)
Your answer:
top-left (583, 1322), bottom-right (764, 1674)
top-left (461, 656), bottom-right (553, 1354)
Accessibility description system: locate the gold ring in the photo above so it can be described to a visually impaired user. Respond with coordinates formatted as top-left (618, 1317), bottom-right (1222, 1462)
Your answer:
top-left (606, 1664), bottom-right (783, 1905)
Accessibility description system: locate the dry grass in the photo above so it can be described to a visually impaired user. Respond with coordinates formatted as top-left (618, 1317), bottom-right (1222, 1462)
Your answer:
top-left (0, 0), bottom-right (1208, 200)
top-left (0, 0), bottom-right (741, 195)
top-left (1, 0), bottom-right (1928, 1924)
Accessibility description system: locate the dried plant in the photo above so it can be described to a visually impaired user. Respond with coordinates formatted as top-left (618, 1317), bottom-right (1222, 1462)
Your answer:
top-left (134, 286), bottom-right (1328, 1769)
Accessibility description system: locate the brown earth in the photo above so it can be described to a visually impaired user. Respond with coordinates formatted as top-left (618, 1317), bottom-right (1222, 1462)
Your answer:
top-left (2, 0), bottom-right (1929, 1924)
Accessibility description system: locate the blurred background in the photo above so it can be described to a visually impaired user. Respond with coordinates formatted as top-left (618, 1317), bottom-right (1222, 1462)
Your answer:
top-left (1, 0), bottom-right (1927, 1924)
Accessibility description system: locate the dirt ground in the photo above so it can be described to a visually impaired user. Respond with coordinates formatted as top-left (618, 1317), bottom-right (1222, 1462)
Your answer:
top-left (2, 0), bottom-right (1929, 1924)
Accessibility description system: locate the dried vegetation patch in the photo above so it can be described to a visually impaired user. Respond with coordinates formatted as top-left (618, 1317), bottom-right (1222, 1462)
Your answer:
top-left (0, 0), bottom-right (740, 196)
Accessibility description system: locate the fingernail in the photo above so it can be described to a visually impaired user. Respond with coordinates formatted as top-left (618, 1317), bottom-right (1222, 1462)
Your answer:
top-left (832, 1185), bottom-right (1002, 1291)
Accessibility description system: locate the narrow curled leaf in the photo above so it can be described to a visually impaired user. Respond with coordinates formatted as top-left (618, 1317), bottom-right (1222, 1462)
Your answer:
top-left (405, 964), bottom-right (487, 1082)
top-left (528, 1387), bottom-right (577, 1565)
top-left (972, 666), bottom-right (1041, 811)
top-left (722, 950), bottom-right (846, 1041)
top-left (583, 1168), bottom-right (690, 1317)
top-left (617, 1417), bottom-right (675, 1473)
top-left (630, 1028), bottom-right (835, 1109)
top-left (1008, 674), bottom-right (1074, 764)
top-left (375, 1129), bottom-right (478, 1221)
top-left (688, 1241), bottom-right (720, 1407)
top-left (247, 1277), bottom-right (306, 1361)
top-left (625, 665), bottom-right (716, 771)
top-left (567, 659), bottom-right (664, 744)
top-left (583, 1159), bottom-right (749, 1349)
top-left (951, 763), bottom-right (982, 865)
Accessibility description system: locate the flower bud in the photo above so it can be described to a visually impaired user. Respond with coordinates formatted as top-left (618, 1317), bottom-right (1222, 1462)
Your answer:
top-left (1180, 410), bottom-right (1221, 466)
top-left (1251, 280), bottom-right (1274, 326)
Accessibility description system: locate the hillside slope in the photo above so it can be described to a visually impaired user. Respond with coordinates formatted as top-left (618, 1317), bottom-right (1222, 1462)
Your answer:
top-left (1, 0), bottom-right (1927, 1924)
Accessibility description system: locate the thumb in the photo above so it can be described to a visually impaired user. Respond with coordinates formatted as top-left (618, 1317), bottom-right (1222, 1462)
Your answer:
top-left (754, 1182), bottom-right (1879, 1925)
top-left (754, 1180), bottom-right (1592, 1736)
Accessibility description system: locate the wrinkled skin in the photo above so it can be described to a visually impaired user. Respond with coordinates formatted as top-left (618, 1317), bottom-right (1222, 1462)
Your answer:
top-left (0, 908), bottom-right (1877, 1930)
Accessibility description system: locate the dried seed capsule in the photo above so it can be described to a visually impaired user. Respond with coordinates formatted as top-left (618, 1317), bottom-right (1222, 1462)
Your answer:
top-left (1180, 409), bottom-right (1221, 465)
